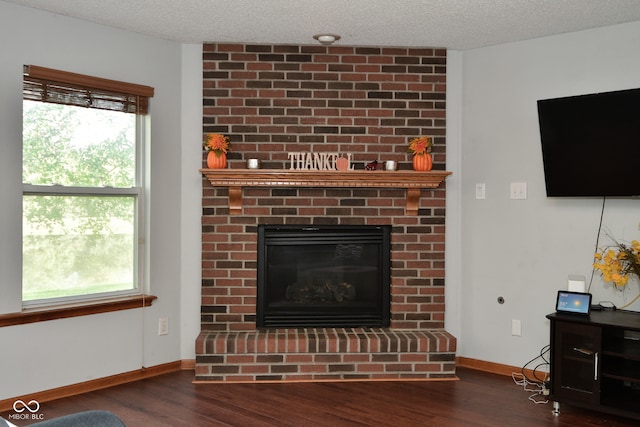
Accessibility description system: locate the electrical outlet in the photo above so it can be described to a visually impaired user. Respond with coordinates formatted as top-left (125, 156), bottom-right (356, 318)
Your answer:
top-left (512, 319), bottom-right (522, 336)
top-left (158, 317), bottom-right (169, 335)
top-left (510, 182), bottom-right (527, 200)
top-left (475, 183), bottom-right (486, 199)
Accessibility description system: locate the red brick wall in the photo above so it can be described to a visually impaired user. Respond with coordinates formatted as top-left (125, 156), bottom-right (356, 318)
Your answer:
top-left (201, 43), bottom-right (447, 332)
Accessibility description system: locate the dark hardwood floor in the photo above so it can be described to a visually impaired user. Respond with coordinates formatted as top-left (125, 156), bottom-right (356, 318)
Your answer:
top-left (2, 367), bottom-right (637, 426)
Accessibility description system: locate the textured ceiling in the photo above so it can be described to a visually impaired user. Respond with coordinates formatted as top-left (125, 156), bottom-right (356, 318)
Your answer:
top-left (5, 0), bottom-right (640, 50)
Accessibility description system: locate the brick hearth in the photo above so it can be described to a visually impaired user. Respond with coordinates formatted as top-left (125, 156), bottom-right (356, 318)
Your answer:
top-left (196, 43), bottom-right (456, 382)
top-left (195, 329), bottom-right (455, 381)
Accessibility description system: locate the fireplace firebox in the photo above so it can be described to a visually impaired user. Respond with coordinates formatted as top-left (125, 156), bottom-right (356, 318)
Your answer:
top-left (257, 225), bottom-right (391, 328)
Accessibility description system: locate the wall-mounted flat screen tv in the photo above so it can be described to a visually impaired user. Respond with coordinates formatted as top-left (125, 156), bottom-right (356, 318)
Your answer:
top-left (537, 88), bottom-right (640, 197)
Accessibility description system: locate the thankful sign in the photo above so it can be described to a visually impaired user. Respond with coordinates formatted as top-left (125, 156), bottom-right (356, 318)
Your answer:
top-left (287, 152), bottom-right (354, 171)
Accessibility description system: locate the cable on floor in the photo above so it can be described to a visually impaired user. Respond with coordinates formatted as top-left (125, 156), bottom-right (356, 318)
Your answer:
top-left (513, 345), bottom-right (550, 405)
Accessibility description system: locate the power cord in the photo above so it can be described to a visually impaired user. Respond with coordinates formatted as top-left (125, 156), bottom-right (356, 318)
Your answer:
top-left (512, 372), bottom-right (548, 404)
top-left (587, 197), bottom-right (606, 293)
top-left (513, 345), bottom-right (550, 405)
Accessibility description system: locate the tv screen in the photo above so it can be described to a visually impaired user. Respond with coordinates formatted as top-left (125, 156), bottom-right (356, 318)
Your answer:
top-left (537, 88), bottom-right (640, 197)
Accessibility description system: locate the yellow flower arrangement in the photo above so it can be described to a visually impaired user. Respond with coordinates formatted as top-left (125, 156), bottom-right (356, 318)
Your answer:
top-left (593, 237), bottom-right (640, 288)
top-left (407, 136), bottom-right (432, 155)
top-left (204, 133), bottom-right (230, 154)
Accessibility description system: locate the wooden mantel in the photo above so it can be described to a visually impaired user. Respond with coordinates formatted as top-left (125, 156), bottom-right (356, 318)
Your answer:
top-left (200, 169), bottom-right (451, 215)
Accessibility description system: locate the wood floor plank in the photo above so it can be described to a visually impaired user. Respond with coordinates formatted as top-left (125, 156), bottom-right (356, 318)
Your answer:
top-left (2, 367), bottom-right (637, 426)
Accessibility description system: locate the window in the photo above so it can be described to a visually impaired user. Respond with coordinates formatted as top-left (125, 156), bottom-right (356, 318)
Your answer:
top-left (22, 65), bottom-right (154, 305)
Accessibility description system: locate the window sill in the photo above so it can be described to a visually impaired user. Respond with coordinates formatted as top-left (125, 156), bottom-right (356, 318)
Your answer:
top-left (0, 294), bottom-right (157, 327)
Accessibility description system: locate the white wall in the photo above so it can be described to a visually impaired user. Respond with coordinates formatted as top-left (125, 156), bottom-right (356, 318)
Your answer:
top-left (179, 44), bottom-right (204, 359)
top-left (444, 51), bottom-right (463, 342)
top-left (0, 1), bottom-right (202, 400)
top-left (454, 21), bottom-right (640, 368)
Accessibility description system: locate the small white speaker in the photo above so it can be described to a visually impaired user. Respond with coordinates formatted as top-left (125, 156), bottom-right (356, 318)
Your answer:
top-left (568, 275), bottom-right (586, 292)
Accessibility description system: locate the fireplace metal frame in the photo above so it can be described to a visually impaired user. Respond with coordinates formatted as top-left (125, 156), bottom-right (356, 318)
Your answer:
top-left (257, 224), bottom-right (391, 328)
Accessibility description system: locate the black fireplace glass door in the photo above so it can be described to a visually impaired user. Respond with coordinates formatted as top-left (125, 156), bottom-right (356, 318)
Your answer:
top-left (257, 225), bottom-right (390, 328)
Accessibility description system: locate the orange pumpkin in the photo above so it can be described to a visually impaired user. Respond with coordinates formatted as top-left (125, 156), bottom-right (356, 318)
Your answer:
top-left (335, 156), bottom-right (349, 171)
top-left (207, 151), bottom-right (227, 169)
top-left (412, 153), bottom-right (433, 171)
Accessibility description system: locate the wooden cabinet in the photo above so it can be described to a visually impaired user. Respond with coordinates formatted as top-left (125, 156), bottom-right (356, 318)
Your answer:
top-left (550, 320), bottom-right (600, 403)
top-left (547, 311), bottom-right (640, 421)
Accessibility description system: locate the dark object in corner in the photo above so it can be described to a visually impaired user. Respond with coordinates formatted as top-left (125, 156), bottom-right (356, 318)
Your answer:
top-left (26, 410), bottom-right (126, 427)
top-left (591, 302), bottom-right (617, 311)
top-left (365, 160), bottom-right (378, 170)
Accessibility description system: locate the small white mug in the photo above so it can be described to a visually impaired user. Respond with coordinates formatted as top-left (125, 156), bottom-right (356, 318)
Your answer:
top-left (385, 160), bottom-right (397, 171)
top-left (247, 159), bottom-right (259, 169)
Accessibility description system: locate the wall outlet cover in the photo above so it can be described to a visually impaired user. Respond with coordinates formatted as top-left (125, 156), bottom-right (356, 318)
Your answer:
top-left (512, 319), bottom-right (522, 336)
top-left (158, 317), bottom-right (169, 335)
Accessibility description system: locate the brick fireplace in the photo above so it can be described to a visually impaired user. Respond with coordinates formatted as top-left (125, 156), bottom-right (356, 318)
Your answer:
top-left (195, 43), bottom-right (456, 382)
